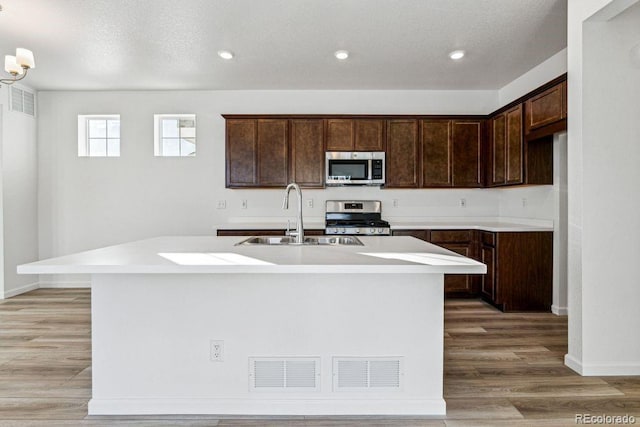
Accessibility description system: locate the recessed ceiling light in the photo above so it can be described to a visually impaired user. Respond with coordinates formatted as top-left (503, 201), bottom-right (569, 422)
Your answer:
top-left (334, 50), bottom-right (349, 60)
top-left (449, 50), bottom-right (465, 60)
top-left (218, 50), bottom-right (234, 60)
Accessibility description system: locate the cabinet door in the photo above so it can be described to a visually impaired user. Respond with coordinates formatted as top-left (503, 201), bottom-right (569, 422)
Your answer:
top-left (257, 119), bottom-right (288, 186)
top-left (226, 119), bottom-right (257, 187)
top-left (481, 245), bottom-right (496, 302)
top-left (442, 244), bottom-right (474, 293)
top-left (421, 120), bottom-right (452, 187)
top-left (505, 105), bottom-right (523, 184)
top-left (452, 121), bottom-right (482, 187)
top-left (354, 119), bottom-right (384, 151)
top-left (326, 119), bottom-right (354, 151)
top-left (490, 113), bottom-right (506, 186)
top-left (290, 119), bottom-right (325, 188)
top-left (525, 82), bottom-right (566, 132)
top-left (386, 120), bottom-right (419, 188)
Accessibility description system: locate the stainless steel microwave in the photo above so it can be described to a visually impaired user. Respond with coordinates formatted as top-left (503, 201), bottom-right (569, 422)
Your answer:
top-left (325, 152), bottom-right (385, 186)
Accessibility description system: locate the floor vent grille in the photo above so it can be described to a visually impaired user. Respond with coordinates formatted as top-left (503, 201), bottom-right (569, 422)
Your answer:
top-left (249, 357), bottom-right (320, 392)
top-left (333, 357), bottom-right (403, 391)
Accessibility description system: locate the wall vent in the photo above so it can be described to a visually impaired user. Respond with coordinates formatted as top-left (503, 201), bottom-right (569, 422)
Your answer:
top-left (10, 87), bottom-right (36, 117)
top-left (333, 357), bottom-right (403, 391)
top-left (249, 357), bottom-right (320, 392)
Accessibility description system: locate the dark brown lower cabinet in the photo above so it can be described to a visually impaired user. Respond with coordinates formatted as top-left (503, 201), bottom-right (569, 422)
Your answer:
top-left (479, 231), bottom-right (552, 312)
top-left (480, 243), bottom-right (496, 301)
top-left (393, 229), bottom-right (553, 311)
top-left (220, 228), bottom-right (552, 311)
top-left (392, 229), bottom-right (477, 297)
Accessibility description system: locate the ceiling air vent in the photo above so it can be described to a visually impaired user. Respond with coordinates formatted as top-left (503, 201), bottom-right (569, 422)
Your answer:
top-left (333, 357), bottom-right (403, 391)
top-left (10, 87), bottom-right (36, 117)
top-left (249, 357), bottom-right (320, 392)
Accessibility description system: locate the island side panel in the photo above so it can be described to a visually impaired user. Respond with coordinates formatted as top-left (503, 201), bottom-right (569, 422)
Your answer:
top-left (89, 273), bottom-right (445, 415)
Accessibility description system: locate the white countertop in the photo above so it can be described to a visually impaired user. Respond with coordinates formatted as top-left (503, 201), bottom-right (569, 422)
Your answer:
top-left (215, 217), bottom-right (553, 232)
top-left (391, 220), bottom-right (553, 232)
top-left (18, 235), bottom-right (486, 275)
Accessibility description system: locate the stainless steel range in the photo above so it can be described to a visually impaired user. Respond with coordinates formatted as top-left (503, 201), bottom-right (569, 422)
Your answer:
top-left (325, 200), bottom-right (390, 235)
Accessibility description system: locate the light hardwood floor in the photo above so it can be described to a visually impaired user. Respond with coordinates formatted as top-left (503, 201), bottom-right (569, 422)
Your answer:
top-left (0, 289), bottom-right (638, 426)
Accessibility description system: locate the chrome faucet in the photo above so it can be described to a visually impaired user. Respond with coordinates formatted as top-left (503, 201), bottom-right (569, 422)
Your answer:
top-left (282, 183), bottom-right (304, 244)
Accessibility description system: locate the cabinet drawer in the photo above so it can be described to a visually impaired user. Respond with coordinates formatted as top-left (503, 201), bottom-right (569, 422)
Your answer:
top-left (430, 230), bottom-right (471, 243)
top-left (392, 230), bottom-right (430, 242)
top-left (481, 231), bottom-right (496, 246)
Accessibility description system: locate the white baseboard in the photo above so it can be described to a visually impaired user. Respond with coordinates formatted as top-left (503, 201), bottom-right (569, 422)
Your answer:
top-left (89, 398), bottom-right (447, 416)
top-left (3, 281), bottom-right (39, 299)
top-left (565, 354), bottom-right (640, 376)
top-left (39, 281), bottom-right (91, 289)
top-left (551, 305), bottom-right (568, 315)
top-left (2, 281), bottom-right (91, 299)
top-left (564, 354), bottom-right (583, 374)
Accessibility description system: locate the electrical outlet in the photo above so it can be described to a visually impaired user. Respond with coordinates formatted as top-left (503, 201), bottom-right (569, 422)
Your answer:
top-left (460, 198), bottom-right (467, 208)
top-left (241, 199), bottom-right (248, 209)
top-left (393, 199), bottom-right (399, 208)
top-left (216, 200), bottom-right (226, 209)
top-left (210, 340), bottom-right (224, 362)
top-left (306, 198), bottom-right (313, 208)
top-left (522, 198), bottom-right (527, 208)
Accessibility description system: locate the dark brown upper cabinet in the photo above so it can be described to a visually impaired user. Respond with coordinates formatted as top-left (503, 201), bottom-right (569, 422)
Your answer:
top-left (257, 119), bottom-right (289, 186)
top-left (451, 120), bottom-right (483, 187)
top-left (224, 75), bottom-right (565, 190)
top-left (290, 119), bottom-right (325, 188)
top-left (421, 120), bottom-right (452, 187)
top-left (506, 106), bottom-right (524, 184)
top-left (421, 119), bottom-right (482, 188)
top-left (226, 119), bottom-right (257, 187)
top-left (488, 105), bottom-right (523, 186)
top-left (525, 81), bottom-right (567, 138)
top-left (354, 119), bottom-right (384, 151)
top-left (326, 119), bottom-right (353, 151)
top-left (225, 119), bottom-right (288, 188)
top-left (385, 119), bottom-right (419, 188)
top-left (326, 118), bottom-right (384, 151)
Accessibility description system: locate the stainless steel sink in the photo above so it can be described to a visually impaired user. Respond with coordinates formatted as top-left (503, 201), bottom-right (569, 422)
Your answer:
top-left (309, 236), bottom-right (363, 246)
top-left (236, 235), bottom-right (363, 246)
top-left (236, 236), bottom-right (296, 245)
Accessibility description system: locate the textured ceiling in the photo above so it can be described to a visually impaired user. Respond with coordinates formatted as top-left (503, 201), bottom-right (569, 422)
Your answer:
top-left (0, 0), bottom-right (567, 91)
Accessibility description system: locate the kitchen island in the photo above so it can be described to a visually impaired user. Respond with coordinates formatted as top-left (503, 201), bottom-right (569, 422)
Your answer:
top-left (18, 235), bottom-right (485, 416)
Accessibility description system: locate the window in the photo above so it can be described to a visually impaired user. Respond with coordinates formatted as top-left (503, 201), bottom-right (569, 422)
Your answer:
top-left (154, 114), bottom-right (196, 156)
top-left (78, 115), bottom-right (120, 157)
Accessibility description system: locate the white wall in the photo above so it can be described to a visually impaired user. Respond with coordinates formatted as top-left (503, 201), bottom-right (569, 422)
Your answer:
top-left (566, 0), bottom-right (640, 375)
top-left (498, 48), bottom-right (568, 108)
top-left (0, 83), bottom-right (39, 298)
top-left (36, 89), bottom-right (497, 263)
top-left (36, 81), bottom-right (570, 288)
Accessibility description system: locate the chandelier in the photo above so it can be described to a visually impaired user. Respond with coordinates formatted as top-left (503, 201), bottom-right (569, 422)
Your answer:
top-left (1, 48), bottom-right (35, 85)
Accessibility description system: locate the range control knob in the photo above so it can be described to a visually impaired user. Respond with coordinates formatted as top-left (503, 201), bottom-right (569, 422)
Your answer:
top-left (377, 228), bottom-right (384, 234)
top-left (341, 228), bottom-right (347, 234)
top-left (369, 228), bottom-right (376, 234)
top-left (355, 228), bottom-right (361, 234)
